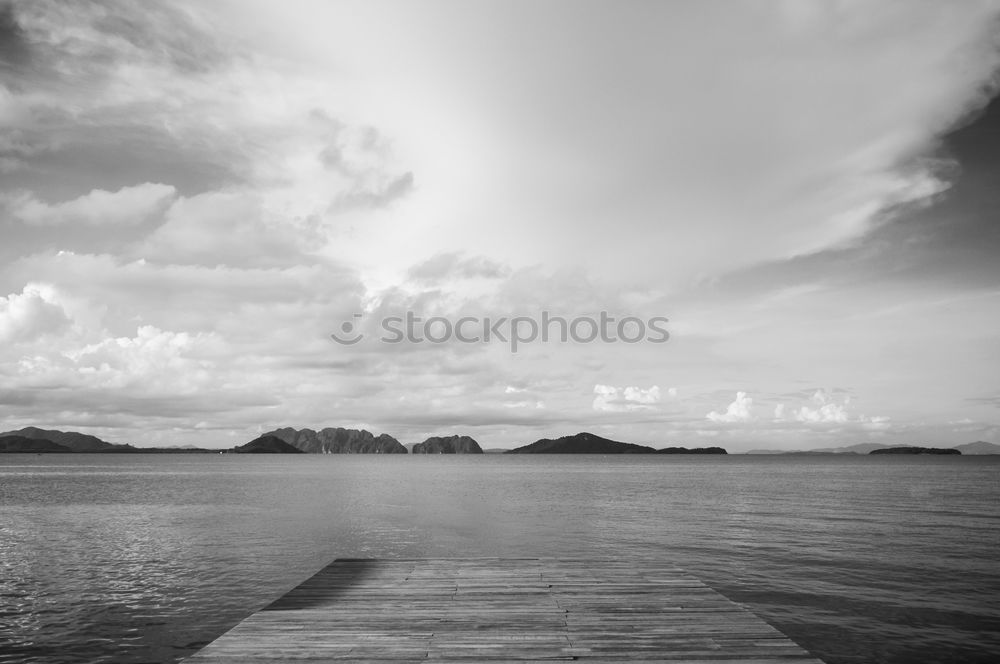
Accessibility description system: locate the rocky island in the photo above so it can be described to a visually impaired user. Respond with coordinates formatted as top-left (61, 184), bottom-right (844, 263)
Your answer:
top-left (264, 427), bottom-right (407, 453)
top-left (412, 435), bottom-right (483, 454)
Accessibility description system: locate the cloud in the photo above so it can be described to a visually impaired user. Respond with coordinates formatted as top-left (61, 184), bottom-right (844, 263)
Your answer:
top-left (317, 118), bottom-right (416, 210)
top-left (0, 1), bottom-right (234, 175)
top-left (794, 389), bottom-right (849, 424)
top-left (862, 415), bottom-right (892, 431)
top-left (0, 282), bottom-right (71, 343)
top-left (55, 325), bottom-right (216, 392)
top-left (593, 384), bottom-right (661, 412)
top-left (503, 400), bottom-right (545, 410)
top-left (770, 389), bottom-right (891, 430)
top-left (136, 190), bottom-right (319, 268)
top-left (0, 3), bottom-right (30, 69)
top-left (330, 172), bottom-right (414, 211)
top-left (407, 253), bottom-right (511, 284)
top-left (0, 0), bottom-right (414, 220)
top-left (257, 1), bottom-right (1000, 286)
top-left (6, 183), bottom-right (177, 226)
top-left (707, 391), bottom-right (755, 423)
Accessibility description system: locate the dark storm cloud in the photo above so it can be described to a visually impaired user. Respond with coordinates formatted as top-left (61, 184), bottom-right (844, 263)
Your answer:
top-left (8, 0), bottom-right (228, 80)
top-left (0, 2), bottom-right (30, 69)
top-left (677, 90), bottom-right (1000, 308)
top-left (0, 0), bottom-right (246, 202)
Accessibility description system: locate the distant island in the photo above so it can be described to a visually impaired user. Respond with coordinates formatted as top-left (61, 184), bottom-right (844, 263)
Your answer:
top-left (870, 446), bottom-right (961, 455)
top-left (0, 426), bottom-right (121, 452)
top-left (505, 432), bottom-right (727, 454)
top-left (412, 435), bottom-right (483, 454)
top-left (657, 446), bottom-right (727, 454)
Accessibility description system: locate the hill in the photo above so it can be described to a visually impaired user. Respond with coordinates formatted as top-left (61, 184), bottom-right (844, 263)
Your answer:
top-left (952, 441), bottom-right (1000, 455)
top-left (0, 435), bottom-right (73, 453)
top-left (233, 435), bottom-right (304, 454)
top-left (0, 427), bottom-right (118, 451)
top-left (507, 432), bottom-right (656, 454)
top-left (412, 435), bottom-right (483, 454)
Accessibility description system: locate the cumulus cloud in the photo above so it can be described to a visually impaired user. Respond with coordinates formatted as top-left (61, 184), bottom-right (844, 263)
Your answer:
top-left (771, 389), bottom-right (892, 430)
top-left (707, 391), bottom-right (755, 423)
top-left (0, 283), bottom-right (71, 343)
top-left (55, 325), bottom-right (215, 392)
top-left (503, 400), bottom-right (545, 410)
top-left (593, 384), bottom-right (661, 412)
top-left (6, 183), bottom-right (177, 226)
top-left (862, 415), bottom-right (892, 431)
top-left (794, 389), bottom-right (850, 424)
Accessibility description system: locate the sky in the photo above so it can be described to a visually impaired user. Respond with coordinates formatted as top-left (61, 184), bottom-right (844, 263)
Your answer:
top-left (1, 0), bottom-right (1000, 451)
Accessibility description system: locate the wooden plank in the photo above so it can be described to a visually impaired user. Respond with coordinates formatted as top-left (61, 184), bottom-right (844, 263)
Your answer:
top-left (184, 558), bottom-right (823, 663)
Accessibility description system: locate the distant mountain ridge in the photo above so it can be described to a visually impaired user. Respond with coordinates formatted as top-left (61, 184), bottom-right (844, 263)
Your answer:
top-left (0, 427), bottom-right (118, 451)
top-left (953, 441), bottom-right (1000, 455)
top-left (264, 427), bottom-right (407, 453)
top-left (746, 441), bottom-right (1000, 455)
top-left (813, 442), bottom-right (893, 454)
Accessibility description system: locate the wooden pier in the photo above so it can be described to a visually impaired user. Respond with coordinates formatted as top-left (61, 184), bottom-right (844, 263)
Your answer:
top-left (184, 558), bottom-right (823, 662)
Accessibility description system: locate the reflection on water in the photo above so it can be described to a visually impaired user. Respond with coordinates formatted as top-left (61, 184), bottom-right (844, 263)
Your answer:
top-left (1, 454), bottom-right (998, 663)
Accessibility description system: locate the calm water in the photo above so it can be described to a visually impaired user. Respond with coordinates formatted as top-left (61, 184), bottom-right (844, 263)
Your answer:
top-left (0, 454), bottom-right (998, 663)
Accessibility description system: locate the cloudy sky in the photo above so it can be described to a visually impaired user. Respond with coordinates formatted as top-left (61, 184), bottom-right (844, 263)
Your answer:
top-left (2, 0), bottom-right (1000, 451)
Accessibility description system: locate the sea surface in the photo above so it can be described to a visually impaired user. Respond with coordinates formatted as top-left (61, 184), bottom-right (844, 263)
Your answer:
top-left (0, 454), bottom-right (998, 663)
